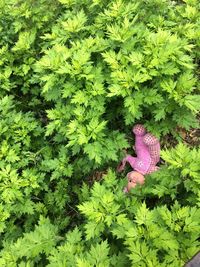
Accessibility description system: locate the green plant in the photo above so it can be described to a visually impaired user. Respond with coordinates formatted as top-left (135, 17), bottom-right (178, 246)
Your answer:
top-left (0, 0), bottom-right (199, 266)
top-left (1, 143), bottom-right (200, 266)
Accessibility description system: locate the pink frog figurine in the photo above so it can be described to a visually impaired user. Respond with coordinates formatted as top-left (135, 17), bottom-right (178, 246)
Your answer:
top-left (118, 124), bottom-right (160, 192)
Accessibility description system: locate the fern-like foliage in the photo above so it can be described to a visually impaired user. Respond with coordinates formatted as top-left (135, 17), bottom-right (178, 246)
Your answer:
top-left (0, 0), bottom-right (199, 266)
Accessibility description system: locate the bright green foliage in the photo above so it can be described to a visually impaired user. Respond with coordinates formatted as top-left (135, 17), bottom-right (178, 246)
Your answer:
top-left (0, 96), bottom-right (44, 234)
top-left (0, 216), bottom-right (58, 266)
top-left (78, 162), bottom-right (200, 267)
top-left (1, 142), bottom-right (199, 266)
top-left (143, 143), bottom-right (200, 206)
top-left (0, 0), bottom-right (200, 266)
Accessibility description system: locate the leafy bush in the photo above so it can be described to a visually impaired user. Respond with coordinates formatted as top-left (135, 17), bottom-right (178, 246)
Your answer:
top-left (0, 0), bottom-right (199, 266)
top-left (1, 144), bottom-right (200, 266)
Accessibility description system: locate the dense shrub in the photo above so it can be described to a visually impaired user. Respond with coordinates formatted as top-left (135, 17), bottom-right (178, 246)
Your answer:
top-left (1, 144), bottom-right (200, 266)
top-left (0, 0), bottom-right (199, 266)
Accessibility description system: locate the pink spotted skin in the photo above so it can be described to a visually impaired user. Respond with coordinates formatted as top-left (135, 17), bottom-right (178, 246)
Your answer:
top-left (119, 124), bottom-right (160, 175)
